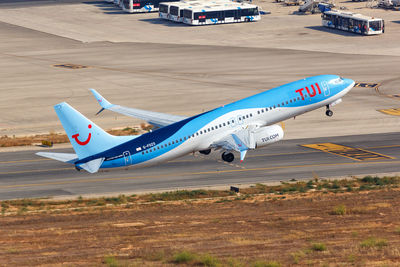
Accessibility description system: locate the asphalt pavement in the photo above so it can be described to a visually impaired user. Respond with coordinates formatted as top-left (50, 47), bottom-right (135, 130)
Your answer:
top-left (1, 132), bottom-right (399, 200)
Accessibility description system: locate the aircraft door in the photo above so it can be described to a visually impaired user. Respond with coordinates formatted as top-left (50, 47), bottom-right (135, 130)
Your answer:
top-left (322, 81), bottom-right (330, 97)
top-left (123, 151), bottom-right (132, 166)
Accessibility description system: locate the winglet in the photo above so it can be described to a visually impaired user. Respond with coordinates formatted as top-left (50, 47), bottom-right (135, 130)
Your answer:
top-left (90, 89), bottom-right (114, 110)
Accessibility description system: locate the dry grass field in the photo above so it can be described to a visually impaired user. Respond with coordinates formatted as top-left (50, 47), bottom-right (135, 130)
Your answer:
top-left (0, 177), bottom-right (399, 266)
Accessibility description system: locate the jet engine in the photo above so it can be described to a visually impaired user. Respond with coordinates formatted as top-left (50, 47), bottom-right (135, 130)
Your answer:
top-left (253, 124), bottom-right (284, 148)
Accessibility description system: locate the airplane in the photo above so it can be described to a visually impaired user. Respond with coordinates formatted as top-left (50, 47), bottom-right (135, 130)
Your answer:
top-left (36, 75), bottom-right (355, 173)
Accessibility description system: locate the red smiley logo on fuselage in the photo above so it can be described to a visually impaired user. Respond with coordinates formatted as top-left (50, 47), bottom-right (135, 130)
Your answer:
top-left (72, 124), bottom-right (92, 146)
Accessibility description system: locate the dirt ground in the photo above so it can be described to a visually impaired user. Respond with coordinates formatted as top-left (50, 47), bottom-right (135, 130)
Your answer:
top-left (0, 188), bottom-right (399, 266)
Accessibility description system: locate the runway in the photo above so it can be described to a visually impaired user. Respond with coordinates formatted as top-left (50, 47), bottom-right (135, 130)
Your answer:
top-left (1, 132), bottom-right (399, 200)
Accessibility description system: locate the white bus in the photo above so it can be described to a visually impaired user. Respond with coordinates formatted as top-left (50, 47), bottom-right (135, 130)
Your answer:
top-left (165, 0), bottom-right (228, 22)
top-left (322, 10), bottom-right (384, 35)
top-left (183, 3), bottom-right (260, 25)
top-left (121, 0), bottom-right (158, 12)
top-left (159, 2), bottom-right (173, 19)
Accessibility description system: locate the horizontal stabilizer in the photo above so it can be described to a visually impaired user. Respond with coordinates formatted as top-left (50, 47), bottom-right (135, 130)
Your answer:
top-left (78, 157), bottom-right (105, 173)
top-left (36, 152), bottom-right (78, 163)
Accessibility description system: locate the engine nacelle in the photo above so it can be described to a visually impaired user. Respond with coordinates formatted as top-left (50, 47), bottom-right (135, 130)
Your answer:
top-left (253, 124), bottom-right (284, 148)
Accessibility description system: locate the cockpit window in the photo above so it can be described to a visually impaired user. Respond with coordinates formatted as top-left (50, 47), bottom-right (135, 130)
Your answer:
top-left (331, 77), bottom-right (343, 84)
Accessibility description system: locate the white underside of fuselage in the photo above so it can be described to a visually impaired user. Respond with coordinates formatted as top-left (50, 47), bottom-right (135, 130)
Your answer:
top-left (127, 82), bottom-right (353, 169)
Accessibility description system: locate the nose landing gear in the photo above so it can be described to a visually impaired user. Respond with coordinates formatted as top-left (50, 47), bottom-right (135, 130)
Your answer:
top-left (222, 152), bottom-right (235, 163)
top-left (326, 105), bottom-right (333, 117)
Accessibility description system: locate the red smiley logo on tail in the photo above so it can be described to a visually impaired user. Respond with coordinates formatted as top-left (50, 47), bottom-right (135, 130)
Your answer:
top-left (71, 124), bottom-right (92, 146)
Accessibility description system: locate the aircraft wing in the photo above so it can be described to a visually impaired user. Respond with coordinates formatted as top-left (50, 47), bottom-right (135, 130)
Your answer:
top-left (211, 127), bottom-right (256, 162)
top-left (90, 89), bottom-right (187, 128)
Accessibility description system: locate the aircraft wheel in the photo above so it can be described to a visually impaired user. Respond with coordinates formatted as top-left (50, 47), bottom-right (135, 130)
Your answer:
top-left (199, 149), bottom-right (211, 155)
top-left (326, 110), bottom-right (333, 117)
top-left (222, 152), bottom-right (235, 162)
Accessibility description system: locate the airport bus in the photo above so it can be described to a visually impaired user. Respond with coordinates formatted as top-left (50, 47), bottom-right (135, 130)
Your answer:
top-left (321, 10), bottom-right (384, 35)
top-left (183, 3), bottom-right (260, 25)
top-left (159, 2), bottom-right (173, 18)
top-left (122, 0), bottom-right (176, 13)
top-left (165, 0), bottom-right (227, 22)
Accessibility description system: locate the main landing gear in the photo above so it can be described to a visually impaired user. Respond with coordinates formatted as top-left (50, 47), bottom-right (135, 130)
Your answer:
top-left (325, 105), bottom-right (333, 117)
top-left (199, 149), bottom-right (211, 155)
top-left (222, 152), bottom-right (235, 163)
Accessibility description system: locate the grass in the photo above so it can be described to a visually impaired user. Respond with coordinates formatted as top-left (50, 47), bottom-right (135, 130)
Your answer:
top-left (360, 237), bottom-right (388, 249)
top-left (1, 175), bottom-right (400, 216)
top-left (311, 243), bottom-right (327, 251)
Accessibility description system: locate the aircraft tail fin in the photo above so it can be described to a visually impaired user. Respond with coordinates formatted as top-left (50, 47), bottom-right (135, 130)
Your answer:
top-left (54, 102), bottom-right (132, 160)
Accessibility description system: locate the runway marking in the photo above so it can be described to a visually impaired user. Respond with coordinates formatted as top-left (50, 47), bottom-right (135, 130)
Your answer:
top-left (0, 159), bottom-right (399, 190)
top-left (1, 144), bottom-right (400, 165)
top-left (301, 143), bottom-right (395, 161)
top-left (354, 82), bottom-right (380, 88)
top-left (378, 108), bottom-right (400, 116)
top-left (0, 158), bottom-right (50, 164)
top-left (0, 167), bottom-right (74, 175)
top-left (53, 63), bottom-right (89, 69)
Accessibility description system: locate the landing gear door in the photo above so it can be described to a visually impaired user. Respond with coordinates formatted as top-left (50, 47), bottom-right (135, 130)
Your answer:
top-left (123, 151), bottom-right (132, 166)
top-left (322, 81), bottom-right (330, 97)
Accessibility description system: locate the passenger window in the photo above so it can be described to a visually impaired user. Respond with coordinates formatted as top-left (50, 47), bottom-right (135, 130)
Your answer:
top-left (157, 146), bottom-right (159, 149)
top-left (208, 128), bottom-right (210, 131)
top-left (146, 151), bottom-right (148, 154)
top-left (242, 116), bottom-right (245, 120)
top-left (180, 138), bottom-right (182, 142)
top-left (246, 115), bottom-right (249, 118)
top-left (231, 120), bottom-right (234, 123)
top-left (176, 140), bottom-right (178, 143)
top-left (211, 127), bottom-right (214, 130)
top-left (261, 110), bottom-right (264, 113)
top-left (142, 152), bottom-right (144, 155)
top-left (250, 114), bottom-right (252, 117)
top-left (223, 123), bottom-right (226, 126)
top-left (257, 111), bottom-right (260, 114)
top-left (196, 133), bottom-right (198, 136)
top-left (219, 124), bottom-right (222, 127)
top-left (278, 104), bottom-right (280, 107)
top-left (169, 142), bottom-right (171, 145)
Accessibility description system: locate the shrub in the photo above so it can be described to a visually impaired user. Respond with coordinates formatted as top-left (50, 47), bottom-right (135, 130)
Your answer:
top-left (311, 243), bottom-right (327, 251)
top-left (104, 255), bottom-right (120, 267)
top-left (360, 237), bottom-right (388, 249)
top-left (252, 261), bottom-right (281, 267)
top-left (172, 251), bottom-right (195, 263)
top-left (331, 204), bottom-right (347, 215)
top-left (199, 254), bottom-right (220, 267)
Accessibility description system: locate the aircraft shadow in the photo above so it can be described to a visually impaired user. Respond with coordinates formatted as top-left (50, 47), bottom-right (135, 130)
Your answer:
top-left (392, 20), bottom-right (400, 24)
top-left (305, 26), bottom-right (363, 37)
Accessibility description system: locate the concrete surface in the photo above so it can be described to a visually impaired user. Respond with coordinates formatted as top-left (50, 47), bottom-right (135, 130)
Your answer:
top-left (1, 132), bottom-right (400, 200)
